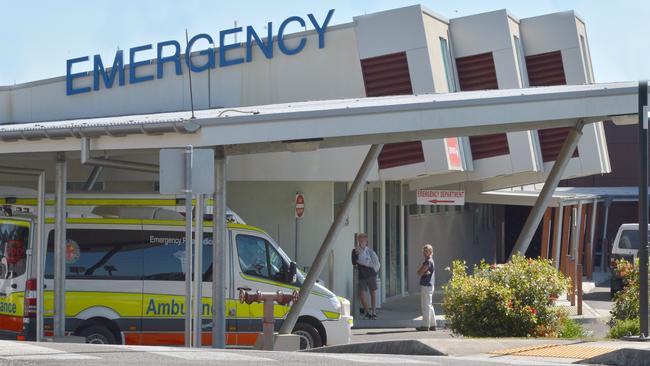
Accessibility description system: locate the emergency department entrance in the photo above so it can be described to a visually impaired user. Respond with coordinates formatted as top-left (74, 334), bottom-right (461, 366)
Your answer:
top-left (362, 181), bottom-right (406, 303)
top-left (0, 3), bottom-right (646, 349)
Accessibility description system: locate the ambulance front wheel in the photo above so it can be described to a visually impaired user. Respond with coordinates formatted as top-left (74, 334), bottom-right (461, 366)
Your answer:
top-left (293, 322), bottom-right (322, 350)
top-left (79, 324), bottom-right (117, 344)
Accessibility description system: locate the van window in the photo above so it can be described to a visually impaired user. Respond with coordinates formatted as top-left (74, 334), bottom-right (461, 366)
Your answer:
top-left (0, 221), bottom-right (30, 279)
top-left (619, 230), bottom-right (649, 250)
top-left (236, 234), bottom-right (287, 283)
top-left (143, 231), bottom-right (187, 281)
top-left (143, 231), bottom-right (215, 281)
top-left (45, 229), bottom-right (144, 279)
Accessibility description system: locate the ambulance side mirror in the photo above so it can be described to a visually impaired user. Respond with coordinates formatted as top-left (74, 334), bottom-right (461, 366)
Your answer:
top-left (285, 261), bottom-right (297, 283)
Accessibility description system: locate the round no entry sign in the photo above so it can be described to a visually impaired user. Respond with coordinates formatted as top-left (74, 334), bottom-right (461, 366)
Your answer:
top-left (295, 193), bottom-right (305, 218)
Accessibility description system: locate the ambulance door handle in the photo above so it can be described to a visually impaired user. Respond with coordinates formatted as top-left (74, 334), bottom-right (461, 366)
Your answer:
top-left (10, 284), bottom-right (16, 289)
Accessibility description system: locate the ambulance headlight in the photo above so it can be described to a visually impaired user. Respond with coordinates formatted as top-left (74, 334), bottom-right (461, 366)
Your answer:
top-left (338, 297), bottom-right (350, 317)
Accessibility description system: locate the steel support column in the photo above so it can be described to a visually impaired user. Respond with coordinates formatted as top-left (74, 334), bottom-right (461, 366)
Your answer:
top-left (36, 171), bottom-right (45, 342)
top-left (600, 198), bottom-right (612, 271)
top-left (280, 144), bottom-right (383, 335)
top-left (510, 120), bottom-right (585, 258)
top-left (638, 80), bottom-right (649, 338)
top-left (587, 199), bottom-right (599, 277)
top-left (193, 194), bottom-right (205, 347)
top-left (379, 181), bottom-right (386, 304)
top-left (212, 147), bottom-right (227, 348)
top-left (54, 154), bottom-right (67, 337)
top-left (184, 146), bottom-right (193, 347)
top-left (399, 183), bottom-right (406, 296)
top-left (573, 202), bottom-right (584, 315)
top-left (553, 203), bottom-right (564, 269)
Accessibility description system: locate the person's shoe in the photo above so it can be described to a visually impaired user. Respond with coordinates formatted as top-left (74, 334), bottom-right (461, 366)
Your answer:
top-left (429, 326), bottom-right (436, 331)
top-left (363, 313), bottom-right (372, 320)
top-left (370, 313), bottom-right (377, 320)
top-left (415, 326), bottom-right (429, 331)
top-left (359, 307), bottom-right (365, 315)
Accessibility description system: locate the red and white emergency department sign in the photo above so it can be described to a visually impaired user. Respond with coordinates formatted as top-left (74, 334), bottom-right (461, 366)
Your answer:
top-left (444, 138), bottom-right (462, 170)
top-left (295, 193), bottom-right (305, 218)
top-left (416, 190), bottom-right (465, 206)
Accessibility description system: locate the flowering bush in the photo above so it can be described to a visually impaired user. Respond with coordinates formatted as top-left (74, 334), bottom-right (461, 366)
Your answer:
top-left (609, 258), bottom-right (647, 338)
top-left (443, 255), bottom-right (570, 337)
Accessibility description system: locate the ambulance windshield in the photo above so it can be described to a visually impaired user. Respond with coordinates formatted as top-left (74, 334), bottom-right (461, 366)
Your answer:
top-left (0, 221), bottom-right (30, 279)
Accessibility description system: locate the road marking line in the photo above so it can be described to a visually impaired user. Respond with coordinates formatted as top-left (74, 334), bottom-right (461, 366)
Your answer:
top-left (303, 353), bottom-right (430, 364)
top-left (124, 345), bottom-right (276, 362)
top-left (0, 341), bottom-right (99, 360)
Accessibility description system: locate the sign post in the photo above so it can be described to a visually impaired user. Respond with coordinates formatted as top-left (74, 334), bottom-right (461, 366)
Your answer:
top-left (183, 147), bottom-right (193, 347)
top-left (295, 193), bottom-right (305, 263)
top-left (416, 189), bottom-right (465, 206)
top-left (638, 81), bottom-right (649, 339)
top-left (160, 147), bottom-right (214, 347)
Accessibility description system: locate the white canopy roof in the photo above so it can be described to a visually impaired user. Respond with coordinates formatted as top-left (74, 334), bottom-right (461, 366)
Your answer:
top-left (0, 82), bottom-right (641, 155)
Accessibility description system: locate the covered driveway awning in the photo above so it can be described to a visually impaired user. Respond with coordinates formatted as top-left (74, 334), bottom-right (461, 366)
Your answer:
top-left (468, 186), bottom-right (644, 207)
top-left (0, 81), bottom-right (642, 155)
top-left (0, 81), bottom-right (645, 347)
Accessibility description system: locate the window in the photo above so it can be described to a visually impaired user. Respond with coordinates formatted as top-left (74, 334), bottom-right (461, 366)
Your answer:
top-left (439, 37), bottom-right (457, 92)
top-left (142, 231), bottom-right (215, 281)
top-left (619, 230), bottom-right (649, 250)
top-left (579, 35), bottom-right (593, 83)
top-left (46, 229), bottom-right (144, 280)
top-left (142, 230), bottom-right (188, 281)
top-left (236, 234), bottom-right (288, 283)
top-left (513, 35), bottom-right (528, 87)
top-left (0, 221), bottom-right (30, 279)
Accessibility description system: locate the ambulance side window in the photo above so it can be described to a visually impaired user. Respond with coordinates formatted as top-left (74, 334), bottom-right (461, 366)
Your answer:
top-left (44, 229), bottom-right (144, 280)
top-left (236, 234), bottom-right (287, 283)
top-left (142, 230), bottom-right (186, 281)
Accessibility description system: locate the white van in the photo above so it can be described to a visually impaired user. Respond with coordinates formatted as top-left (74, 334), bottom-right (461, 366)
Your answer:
top-left (609, 223), bottom-right (649, 296)
top-left (0, 197), bottom-right (352, 349)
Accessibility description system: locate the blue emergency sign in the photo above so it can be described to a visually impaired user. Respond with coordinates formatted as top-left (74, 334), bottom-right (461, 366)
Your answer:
top-left (66, 9), bottom-right (335, 96)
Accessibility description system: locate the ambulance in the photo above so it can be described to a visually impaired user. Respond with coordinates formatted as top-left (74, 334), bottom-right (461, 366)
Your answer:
top-left (0, 194), bottom-right (352, 349)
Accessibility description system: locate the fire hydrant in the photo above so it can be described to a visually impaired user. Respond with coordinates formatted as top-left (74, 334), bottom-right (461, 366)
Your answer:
top-left (239, 289), bottom-right (299, 350)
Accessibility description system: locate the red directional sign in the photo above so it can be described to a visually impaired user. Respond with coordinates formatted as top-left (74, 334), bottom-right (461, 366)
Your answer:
top-left (416, 190), bottom-right (465, 206)
top-left (295, 193), bottom-right (305, 218)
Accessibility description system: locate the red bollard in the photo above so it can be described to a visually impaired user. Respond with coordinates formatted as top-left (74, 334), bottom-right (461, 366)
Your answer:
top-left (239, 289), bottom-right (299, 350)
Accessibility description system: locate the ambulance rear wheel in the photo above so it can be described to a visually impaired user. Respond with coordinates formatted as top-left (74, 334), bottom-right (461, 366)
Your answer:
top-left (293, 322), bottom-right (322, 350)
top-left (79, 324), bottom-right (117, 344)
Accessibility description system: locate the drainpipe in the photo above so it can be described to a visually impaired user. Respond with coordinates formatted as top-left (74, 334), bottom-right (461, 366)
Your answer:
top-left (509, 120), bottom-right (585, 258)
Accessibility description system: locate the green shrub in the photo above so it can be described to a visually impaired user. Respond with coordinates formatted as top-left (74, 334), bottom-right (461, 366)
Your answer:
top-left (608, 259), bottom-right (648, 339)
top-left (558, 317), bottom-right (586, 339)
top-left (609, 318), bottom-right (640, 339)
top-left (443, 256), bottom-right (570, 337)
top-left (609, 259), bottom-right (642, 325)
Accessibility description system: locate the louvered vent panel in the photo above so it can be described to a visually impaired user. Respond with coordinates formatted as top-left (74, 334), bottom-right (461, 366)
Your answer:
top-left (526, 51), bottom-right (578, 161)
top-left (456, 52), bottom-right (509, 159)
top-left (361, 52), bottom-right (424, 169)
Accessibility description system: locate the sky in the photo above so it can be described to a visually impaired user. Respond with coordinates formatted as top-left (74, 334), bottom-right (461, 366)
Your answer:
top-left (1, 0), bottom-right (649, 85)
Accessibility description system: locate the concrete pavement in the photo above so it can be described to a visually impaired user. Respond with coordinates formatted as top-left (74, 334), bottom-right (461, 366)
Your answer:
top-left (0, 340), bottom-right (601, 366)
top-left (0, 336), bottom-right (648, 365)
